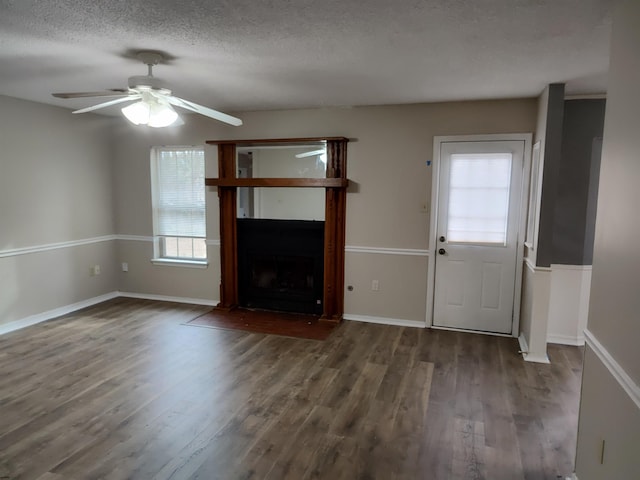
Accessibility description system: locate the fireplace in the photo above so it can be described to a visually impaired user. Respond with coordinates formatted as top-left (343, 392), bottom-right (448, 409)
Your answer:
top-left (237, 219), bottom-right (324, 314)
top-left (205, 137), bottom-right (349, 323)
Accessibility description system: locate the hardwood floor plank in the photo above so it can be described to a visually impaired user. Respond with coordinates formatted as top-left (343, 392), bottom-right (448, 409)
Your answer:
top-left (0, 299), bottom-right (583, 480)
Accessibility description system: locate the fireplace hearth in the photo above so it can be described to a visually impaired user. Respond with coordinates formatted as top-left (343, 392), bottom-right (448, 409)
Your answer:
top-left (237, 218), bottom-right (324, 314)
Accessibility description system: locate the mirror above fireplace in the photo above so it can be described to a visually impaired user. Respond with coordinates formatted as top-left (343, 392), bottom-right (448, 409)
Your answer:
top-left (237, 144), bottom-right (327, 221)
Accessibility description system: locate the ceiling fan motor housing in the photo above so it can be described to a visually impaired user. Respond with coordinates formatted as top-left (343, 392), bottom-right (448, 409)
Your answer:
top-left (128, 75), bottom-right (168, 91)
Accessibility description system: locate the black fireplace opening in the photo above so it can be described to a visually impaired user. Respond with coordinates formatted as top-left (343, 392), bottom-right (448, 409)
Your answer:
top-left (237, 218), bottom-right (324, 315)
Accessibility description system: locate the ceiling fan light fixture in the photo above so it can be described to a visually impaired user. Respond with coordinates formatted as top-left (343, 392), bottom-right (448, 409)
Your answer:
top-left (121, 96), bottom-right (180, 128)
top-left (147, 101), bottom-right (179, 128)
top-left (121, 100), bottom-right (150, 125)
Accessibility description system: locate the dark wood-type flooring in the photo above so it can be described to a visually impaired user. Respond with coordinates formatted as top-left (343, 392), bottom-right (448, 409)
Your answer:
top-left (0, 298), bottom-right (583, 480)
top-left (185, 308), bottom-right (336, 341)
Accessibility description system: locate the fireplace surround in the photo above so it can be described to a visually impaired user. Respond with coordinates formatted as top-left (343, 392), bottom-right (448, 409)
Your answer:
top-left (205, 137), bottom-right (349, 322)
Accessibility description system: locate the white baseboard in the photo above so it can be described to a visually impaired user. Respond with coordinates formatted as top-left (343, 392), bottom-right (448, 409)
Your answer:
top-left (547, 333), bottom-right (585, 346)
top-left (0, 291), bottom-right (119, 336)
top-left (518, 333), bottom-right (550, 363)
top-left (117, 291), bottom-right (218, 306)
top-left (343, 313), bottom-right (425, 328)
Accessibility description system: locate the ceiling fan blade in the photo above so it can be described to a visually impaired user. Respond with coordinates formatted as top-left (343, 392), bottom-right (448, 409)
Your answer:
top-left (167, 96), bottom-right (243, 126)
top-left (72, 95), bottom-right (140, 114)
top-left (53, 89), bottom-right (128, 99)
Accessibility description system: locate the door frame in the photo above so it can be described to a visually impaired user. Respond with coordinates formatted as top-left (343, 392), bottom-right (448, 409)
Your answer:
top-left (426, 134), bottom-right (533, 336)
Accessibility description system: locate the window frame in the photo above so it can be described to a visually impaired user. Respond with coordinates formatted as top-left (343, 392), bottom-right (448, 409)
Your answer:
top-left (150, 146), bottom-right (208, 267)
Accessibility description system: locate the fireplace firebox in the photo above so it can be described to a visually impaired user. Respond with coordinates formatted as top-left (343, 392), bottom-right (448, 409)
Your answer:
top-left (237, 218), bottom-right (324, 314)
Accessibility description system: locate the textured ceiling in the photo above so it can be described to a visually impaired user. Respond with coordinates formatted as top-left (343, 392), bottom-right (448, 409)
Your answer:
top-left (0, 0), bottom-right (613, 114)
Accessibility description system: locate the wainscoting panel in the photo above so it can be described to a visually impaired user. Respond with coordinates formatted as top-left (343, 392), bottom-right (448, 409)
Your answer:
top-left (547, 265), bottom-right (592, 346)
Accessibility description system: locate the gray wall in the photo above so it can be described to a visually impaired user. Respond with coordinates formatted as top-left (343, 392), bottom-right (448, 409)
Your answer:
top-left (533, 93), bottom-right (606, 267)
top-left (553, 99), bottom-right (606, 265)
top-left (0, 96), bottom-right (118, 326)
top-left (535, 84), bottom-right (565, 268)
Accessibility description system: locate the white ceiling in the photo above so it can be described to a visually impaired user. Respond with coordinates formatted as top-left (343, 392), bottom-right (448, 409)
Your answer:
top-left (0, 0), bottom-right (613, 115)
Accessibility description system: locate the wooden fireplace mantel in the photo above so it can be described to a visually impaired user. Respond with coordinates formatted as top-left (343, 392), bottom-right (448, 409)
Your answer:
top-left (205, 137), bottom-right (349, 323)
top-left (205, 177), bottom-right (348, 188)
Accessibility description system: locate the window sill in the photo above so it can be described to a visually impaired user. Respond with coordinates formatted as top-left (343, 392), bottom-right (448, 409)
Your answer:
top-left (151, 258), bottom-right (209, 269)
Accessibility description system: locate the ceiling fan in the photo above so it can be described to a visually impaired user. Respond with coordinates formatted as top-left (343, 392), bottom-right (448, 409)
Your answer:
top-left (52, 51), bottom-right (242, 128)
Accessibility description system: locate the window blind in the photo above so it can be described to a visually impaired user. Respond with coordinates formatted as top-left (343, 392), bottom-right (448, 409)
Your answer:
top-left (447, 153), bottom-right (512, 244)
top-left (154, 147), bottom-right (206, 238)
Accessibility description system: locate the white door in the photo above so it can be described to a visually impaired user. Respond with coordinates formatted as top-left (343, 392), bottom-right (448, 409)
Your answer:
top-left (433, 140), bottom-right (524, 334)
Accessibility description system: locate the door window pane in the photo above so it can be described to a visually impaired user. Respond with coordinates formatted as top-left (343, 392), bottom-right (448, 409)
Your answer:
top-left (447, 153), bottom-right (512, 244)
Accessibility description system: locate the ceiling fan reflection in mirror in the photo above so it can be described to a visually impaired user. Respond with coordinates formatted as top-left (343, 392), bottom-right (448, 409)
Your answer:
top-left (52, 51), bottom-right (242, 128)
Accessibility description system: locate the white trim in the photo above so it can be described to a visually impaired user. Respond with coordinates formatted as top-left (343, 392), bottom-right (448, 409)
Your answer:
top-left (549, 264), bottom-right (592, 271)
top-left (425, 134), bottom-right (442, 329)
top-left (118, 292), bottom-right (218, 306)
top-left (345, 246), bottom-right (429, 256)
top-left (547, 333), bottom-right (585, 346)
top-left (343, 313), bottom-right (425, 328)
top-left (523, 353), bottom-right (551, 364)
top-left (0, 291), bottom-right (119, 336)
top-left (117, 235), bottom-right (221, 245)
top-left (525, 141), bottom-right (543, 261)
top-left (116, 234), bottom-right (154, 242)
top-left (150, 258), bottom-right (209, 268)
top-left (0, 235), bottom-right (117, 258)
top-left (524, 257), bottom-right (552, 273)
top-left (584, 329), bottom-right (640, 410)
top-left (518, 333), bottom-right (551, 363)
top-left (546, 265), bottom-right (592, 346)
top-left (117, 235), bottom-right (221, 246)
top-left (513, 133), bottom-right (533, 336)
top-left (0, 234), bottom-right (221, 258)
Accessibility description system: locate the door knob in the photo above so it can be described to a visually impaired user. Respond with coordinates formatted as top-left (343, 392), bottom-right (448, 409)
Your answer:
top-left (438, 248), bottom-right (446, 255)
top-left (439, 235), bottom-right (446, 242)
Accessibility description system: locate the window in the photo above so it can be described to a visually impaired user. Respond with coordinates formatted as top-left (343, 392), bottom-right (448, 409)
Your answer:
top-left (151, 146), bottom-right (207, 264)
top-left (447, 153), bottom-right (513, 245)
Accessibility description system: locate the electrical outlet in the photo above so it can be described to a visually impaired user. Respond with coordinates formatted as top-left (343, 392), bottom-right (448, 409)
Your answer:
top-left (94, 264), bottom-right (101, 275)
top-left (121, 262), bottom-right (129, 272)
top-left (371, 279), bottom-right (379, 291)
